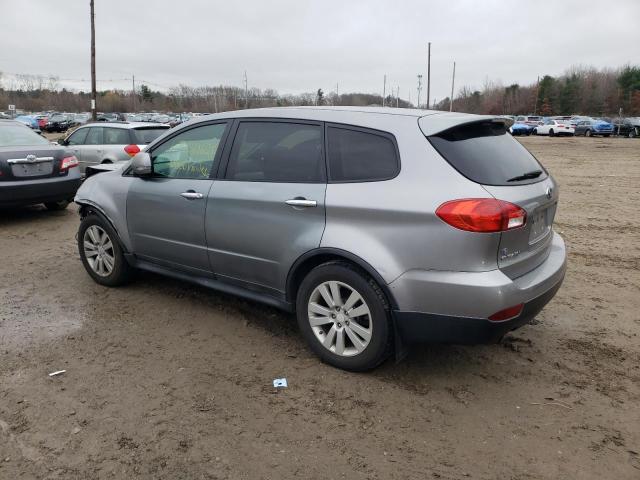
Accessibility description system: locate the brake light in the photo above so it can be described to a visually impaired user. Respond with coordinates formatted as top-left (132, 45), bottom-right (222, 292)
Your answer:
top-left (488, 303), bottom-right (524, 321)
top-left (60, 155), bottom-right (79, 171)
top-left (124, 144), bottom-right (140, 157)
top-left (436, 199), bottom-right (527, 233)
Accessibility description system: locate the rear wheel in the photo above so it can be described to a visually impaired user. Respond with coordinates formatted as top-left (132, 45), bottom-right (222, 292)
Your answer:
top-left (296, 262), bottom-right (392, 371)
top-left (549, 129), bottom-right (555, 137)
top-left (630, 129), bottom-right (638, 138)
top-left (44, 200), bottom-right (69, 211)
top-left (532, 128), bottom-right (538, 135)
top-left (78, 214), bottom-right (132, 286)
top-left (585, 129), bottom-right (592, 137)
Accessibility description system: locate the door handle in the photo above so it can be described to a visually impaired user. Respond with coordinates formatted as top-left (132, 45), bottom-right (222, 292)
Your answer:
top-left (180, 191), bottom-right (204, 200)
top-left (285, 198), bottom-right (317, 208)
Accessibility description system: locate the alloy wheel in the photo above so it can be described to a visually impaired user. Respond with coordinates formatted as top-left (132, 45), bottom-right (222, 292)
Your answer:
top-left (307, 281), bottom-right (372, 357)
top-left (83, 225), bottom-right (115, 277)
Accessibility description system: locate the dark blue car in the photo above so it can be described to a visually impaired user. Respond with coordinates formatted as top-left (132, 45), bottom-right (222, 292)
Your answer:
top-left (509, 123), bottom-right (534, 136)
top-left (574, 119), bottom-right (614, 137)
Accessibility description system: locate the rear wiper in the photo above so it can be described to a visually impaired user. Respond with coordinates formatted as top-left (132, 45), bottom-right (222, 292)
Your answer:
top-left (507, 170), bottom-right (543, 182)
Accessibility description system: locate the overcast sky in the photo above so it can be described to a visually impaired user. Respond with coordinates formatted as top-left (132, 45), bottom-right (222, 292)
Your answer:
top-left (1, 0), bottom-right (638, 103)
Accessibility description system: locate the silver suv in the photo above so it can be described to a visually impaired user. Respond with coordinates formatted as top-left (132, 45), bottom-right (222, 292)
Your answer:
top-left (58, 122), bottom-right (169, 174)
top-left (74, 107), bottom-right (566, 371)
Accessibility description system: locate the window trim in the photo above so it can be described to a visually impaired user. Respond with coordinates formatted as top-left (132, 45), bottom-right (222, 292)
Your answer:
top-left (325, 122), bottom-right (401, 184)
top-left (125, 121), bottom-right (231, 179)
top-left (219, 118), bottom-right (327, 184)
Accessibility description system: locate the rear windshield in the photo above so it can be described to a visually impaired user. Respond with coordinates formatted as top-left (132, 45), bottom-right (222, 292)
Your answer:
top-left (428, 120), bottom-right (547, 186)
top-left (133, 127), bottom-right (169, 144)
top-left (0, 124), bottom-right (49, 147)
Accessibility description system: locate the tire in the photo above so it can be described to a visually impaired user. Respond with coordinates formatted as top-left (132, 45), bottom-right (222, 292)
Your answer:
top-left (532, 129), bottom-right (538, 135)
top-left (78, 214), bottom-right (132, 286)
top-left (44, 200), bottom-right (69, 211)
top-left (603, 134), bottom-right (610, 138)
top-left (585, 129), bottom-right (592, 137)
top-left (296, 262), bottom-right (392, 371)
top-left (630, 129), bottom-right (638, 138)
top-left (549, 129), bottom-right (555, 137)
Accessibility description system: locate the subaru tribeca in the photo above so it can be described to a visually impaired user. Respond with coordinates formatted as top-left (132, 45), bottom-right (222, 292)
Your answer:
top-left (74, 107), bottom-right (566, 371)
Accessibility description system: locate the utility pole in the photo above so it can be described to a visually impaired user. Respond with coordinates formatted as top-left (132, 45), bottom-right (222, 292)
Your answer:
top-left (449, 61), bottom-right (456, 112)
top-left (426, 42), bottom-right (431, 110)
top-left (382, 75), bottom-right (386, 107)
top-left (417, 74), bottom-right (423, 109)
top-left (90, 0), bottom-right (97, 121)
top-left (336, 82), bottom-right (339, 105)
top-left (243, 71), bottom-right (248, 109)
top-left (131, 74), bottom-right (135, 112)
top-left (533, 75), bottom-right (540, 115)
top-left (396, 86), bottom-right (399, 108)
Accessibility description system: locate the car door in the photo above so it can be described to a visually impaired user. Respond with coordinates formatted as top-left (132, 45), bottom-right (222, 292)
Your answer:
top-left (206, 119), bottom-right (327, 293)
top-left (127, 122), bottom-right (229, 274)
top-left (82, 127), bottom-right (104, 168)
top-left (64, 127), bottom-right (89, 172)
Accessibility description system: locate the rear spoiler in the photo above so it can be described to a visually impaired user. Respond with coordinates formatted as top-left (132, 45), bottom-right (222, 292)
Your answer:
top-left (418, 113), bottom-right (508, 137)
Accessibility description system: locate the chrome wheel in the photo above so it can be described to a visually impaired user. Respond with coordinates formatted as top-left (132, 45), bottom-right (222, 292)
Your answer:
top-left (83, 225), bottom-right (115, 277)
top-left (307, 281), bottom-right (372, 357)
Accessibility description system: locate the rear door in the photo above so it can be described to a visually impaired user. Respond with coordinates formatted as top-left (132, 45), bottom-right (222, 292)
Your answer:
top-left (426, 119), bottom-right (558, 279)
top-left (206, 119), bottom-right (327, 292)
top-left (127, 122), bottom-right (229, 274)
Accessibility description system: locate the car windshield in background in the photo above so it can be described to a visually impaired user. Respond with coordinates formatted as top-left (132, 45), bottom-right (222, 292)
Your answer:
top-left (0, 124), bottom-right (50, 147)
top-left (428, 120), bottom-right (547, 186)
top-left (132, 127), bottom-right (169, 144)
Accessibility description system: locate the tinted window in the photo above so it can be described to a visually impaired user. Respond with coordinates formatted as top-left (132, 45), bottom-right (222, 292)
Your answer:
top-left (0, 124), bottom-right (49, 147)
top-left (132, 127), bottom-right (169, 144)
top-left (67, 128), bottom-right (89, 145)
top-left (226, 122), bottom-right (324, 182)
top-left (428, 121), bottom-right (547, 186)
top-left (151, 123), bottom-right (226, 179)
top-left (103, 127), bottom-right (131, 145)
top-left (85, 127), bottom-right (103, 145)
top-left (327, 127), bottom-right (398, 182)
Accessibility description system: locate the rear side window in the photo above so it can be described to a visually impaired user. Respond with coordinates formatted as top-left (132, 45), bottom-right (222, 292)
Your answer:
top-left (428, 121), bottom-right (547, 186)
top-left (327, 127), bottom-right (399, 182)
top-left (226, 122), bottom-right (324, 183)
top-left (133, 127), bottom-right (169, 144)
top-left (103, 127), bottom-right (131, 145)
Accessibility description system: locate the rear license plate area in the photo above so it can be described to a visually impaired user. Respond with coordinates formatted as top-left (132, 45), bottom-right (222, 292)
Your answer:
top-left (529, 207), bottom-right (551, 244)
top-left (11, 162), bottom-right (53, 177)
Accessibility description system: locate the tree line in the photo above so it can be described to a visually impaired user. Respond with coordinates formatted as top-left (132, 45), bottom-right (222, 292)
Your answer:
top-left (1, 65), bottom-right (638, 116)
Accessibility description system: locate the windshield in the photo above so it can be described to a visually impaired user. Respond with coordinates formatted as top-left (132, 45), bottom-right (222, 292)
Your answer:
top-left (0, 124), bottom-right (50, 147)
top-left (132, 127), bottom-right (169, 144)
top-left (428, 120), bottom-right (548, 186)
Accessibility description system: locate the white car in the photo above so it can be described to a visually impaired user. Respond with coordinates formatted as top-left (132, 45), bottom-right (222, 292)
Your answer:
top-left (533, 119), bottom-right (575, 136)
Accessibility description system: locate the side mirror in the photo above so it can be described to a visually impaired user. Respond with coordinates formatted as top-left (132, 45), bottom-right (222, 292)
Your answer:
top-left (131, 152), bottom-right (152, 177)
top-left (57, 138), bottom-right (68, 145)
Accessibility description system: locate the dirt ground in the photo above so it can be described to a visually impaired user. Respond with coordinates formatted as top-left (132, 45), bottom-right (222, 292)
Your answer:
top-left (1, 136), bottom-right (639, 479)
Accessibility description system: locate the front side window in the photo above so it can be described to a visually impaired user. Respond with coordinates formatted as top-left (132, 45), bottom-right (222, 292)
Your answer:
top-left (151, 123), bottom-right (226, 179)
top-left (67, 128), bottom-right (89, 145)
top-left (225, 122), bottom-right (324, 183)
top-left (85, 127), bottom-right (103, 145)
top-left (103, 127), bottom-right (131, 145)
top-left (327, 127), bottom-right (399, 182)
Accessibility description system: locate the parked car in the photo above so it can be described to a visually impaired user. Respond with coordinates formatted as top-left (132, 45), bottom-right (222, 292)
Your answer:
top-left (15, 115), bottom-right (40, 131)
top-left (73, 107), bottom-right (566, 371)
top-left (515, 115), bottom-right (543, 127)
top-left (574, 119), bottom-right (614, 137)
top-left (612, 118), bottom-right (639, 138)
top-left (509, 123), bottom-right (534, 136)
top-left (533, 119), bottom-right (575, 136)
top-left (58, 122), bottom-right (170, 174)
top-left (43, 114), bottom-right (70, 133)
top-left (0, 120), bottom-right (80, 210)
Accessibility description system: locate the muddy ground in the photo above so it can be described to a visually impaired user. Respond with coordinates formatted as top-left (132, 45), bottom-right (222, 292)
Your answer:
top-left (1, 136), bottom-right (639, 479)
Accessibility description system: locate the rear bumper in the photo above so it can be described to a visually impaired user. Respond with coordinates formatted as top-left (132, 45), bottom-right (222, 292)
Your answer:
top-left (390, 232), bottom-right (566, 344)
top-left (0, 169), bottom-right (81, 207)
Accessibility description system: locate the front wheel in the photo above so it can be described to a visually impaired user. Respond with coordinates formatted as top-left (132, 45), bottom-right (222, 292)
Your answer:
top-left (78, 214), bottom-right (132, 286)
top-left (585, 129), bottom-right (592, 137)
top-left (549, 129), bottom-right (555, 137)
top-left (532, 128), bottom-right (538, 135)
top-left (296, 262), bottom-right (392, 371)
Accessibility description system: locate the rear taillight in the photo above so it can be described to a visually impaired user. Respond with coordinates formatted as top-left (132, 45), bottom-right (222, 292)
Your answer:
top-left (488, 303), bottom-right (524, 321)
top-left (124, 144), bottom-right (140, 157)
top-left (60, 155), bottom-right (79, 171)
top-left (436, 199), bottom-right (527, 233)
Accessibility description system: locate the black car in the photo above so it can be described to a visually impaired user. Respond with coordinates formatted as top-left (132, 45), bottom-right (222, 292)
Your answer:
top-left (612, 118), bottom-right (639, 138)
top-left (0, 120), bottom-right (81, 210)
top-left (43, 114), bottom-right (70, 133)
